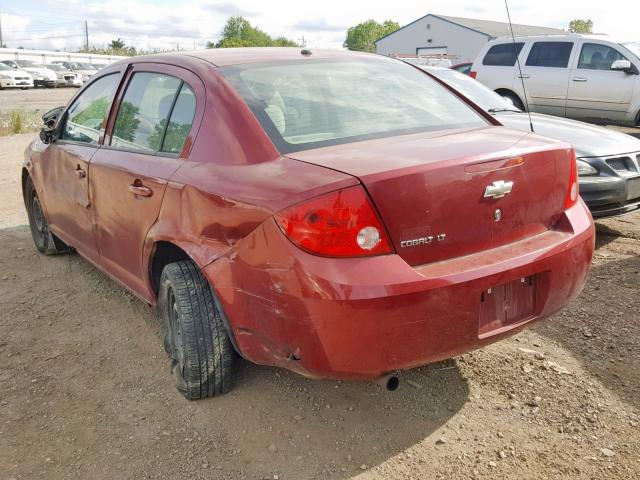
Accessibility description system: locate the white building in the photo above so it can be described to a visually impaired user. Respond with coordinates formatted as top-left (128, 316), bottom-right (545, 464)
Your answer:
top-left (375, 14), bottom-right (565, 63)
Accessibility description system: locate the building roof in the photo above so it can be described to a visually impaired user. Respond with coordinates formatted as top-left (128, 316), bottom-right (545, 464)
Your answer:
top-left (376, 13), bottom-right (566, 44)
top-left (437, 14), bottom-right (566, 37)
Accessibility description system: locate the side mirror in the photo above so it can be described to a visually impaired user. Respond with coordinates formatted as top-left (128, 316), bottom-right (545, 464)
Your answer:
top-left (39, 106), bottom-right (65, 144)
top-left (611, 59), bottom-right (632, 72)
top-left (42, 106), bottom-right (64, 129)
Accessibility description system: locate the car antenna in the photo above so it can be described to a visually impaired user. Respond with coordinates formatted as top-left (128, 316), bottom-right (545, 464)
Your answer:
top-left (505, 0), bottom-right (534, 133)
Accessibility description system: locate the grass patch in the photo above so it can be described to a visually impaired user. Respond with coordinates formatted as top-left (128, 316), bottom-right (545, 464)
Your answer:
top-left (0, 109), bottom-right (41, 136)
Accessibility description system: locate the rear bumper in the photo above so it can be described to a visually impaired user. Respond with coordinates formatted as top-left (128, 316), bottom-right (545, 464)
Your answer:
top-left (204, 200), bottom-right (594, 380)
top-left (580, 175), bottom-right (640, 218)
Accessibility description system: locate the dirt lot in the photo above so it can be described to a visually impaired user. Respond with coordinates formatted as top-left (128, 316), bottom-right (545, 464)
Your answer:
top-left (0, 88), bottom-right (76, 114)
top-left (0, 133), bottom-right (638, 480)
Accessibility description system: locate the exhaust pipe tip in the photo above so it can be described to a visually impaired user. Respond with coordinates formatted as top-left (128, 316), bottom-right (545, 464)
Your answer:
top-left (376, 374), bottom-right (400, 391)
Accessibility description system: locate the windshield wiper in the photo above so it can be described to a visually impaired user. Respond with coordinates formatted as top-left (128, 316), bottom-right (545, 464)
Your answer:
top-left (488, 107), bottom-right (521, 113)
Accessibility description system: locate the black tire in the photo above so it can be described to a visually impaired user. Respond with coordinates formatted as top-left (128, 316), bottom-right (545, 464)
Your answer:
top-left (158, 261), bottom-right (234, 399)
top-left (500, 91), bottom-right (525, 111)
top-left (24, 176), bottom-right (72, 255)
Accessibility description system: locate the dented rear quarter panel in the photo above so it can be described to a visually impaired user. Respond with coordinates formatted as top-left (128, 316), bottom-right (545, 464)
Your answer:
top-left (142, 63), bottom-right (359, 296)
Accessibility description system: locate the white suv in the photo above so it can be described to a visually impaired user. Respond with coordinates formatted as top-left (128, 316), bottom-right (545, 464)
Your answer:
top-left (470, 34), bottom-right (640, 126)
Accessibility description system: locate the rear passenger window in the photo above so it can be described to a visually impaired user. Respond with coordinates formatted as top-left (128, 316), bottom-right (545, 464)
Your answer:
top-left (578, 43), bottom-right (627, 70)
top-left (61, 74), bottom-right (120, 144)
top-left (525, 42), bottom-right (573, 68)
top-left (161, 84), bottom-right (196, 154)
top-left (111, 72), bottom-right (182, 153)
top-left (482, 43), bottom-right (524, 66)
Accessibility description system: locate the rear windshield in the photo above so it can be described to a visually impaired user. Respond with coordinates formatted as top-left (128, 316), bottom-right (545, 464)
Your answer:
top-left (221, 58), bottom-right (487, 154)
top-left (17, 60), bottom-right (39, 67)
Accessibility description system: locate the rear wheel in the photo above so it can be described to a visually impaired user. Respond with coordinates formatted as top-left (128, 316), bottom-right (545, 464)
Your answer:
top-left (499, 90), bottom-right (525, 111)
top-left (24, 176), bottom-right (72, 255)
top-left (158, 261), bottom-right (235, 399)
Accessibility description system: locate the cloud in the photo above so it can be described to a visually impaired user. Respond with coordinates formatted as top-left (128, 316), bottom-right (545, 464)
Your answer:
top-left (291, 18), bottom-right (346, 32)
top-left (201, 2), bottom-right (258, 17)
top-left (464, 6), bottom-right (487, 14)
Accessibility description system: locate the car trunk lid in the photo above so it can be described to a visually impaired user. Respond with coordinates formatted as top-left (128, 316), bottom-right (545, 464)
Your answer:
top-left (287, 127), bottom-right (572, 266)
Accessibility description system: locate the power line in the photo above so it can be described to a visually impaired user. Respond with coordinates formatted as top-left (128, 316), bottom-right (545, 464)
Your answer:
top-left (5, 34), bottom-right (85, 41)
top-left (2, 25), bottom-right (80, 33)
top-left (91, 29), bottom-right (208, 40)
top-left (0, 8), bottom-right (84, 22)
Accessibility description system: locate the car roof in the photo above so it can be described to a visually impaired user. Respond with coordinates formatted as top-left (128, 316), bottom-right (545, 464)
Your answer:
top-left (113, 47), bottom-right (379, 68)
top-left (489, 33), bottom-right (627, 44)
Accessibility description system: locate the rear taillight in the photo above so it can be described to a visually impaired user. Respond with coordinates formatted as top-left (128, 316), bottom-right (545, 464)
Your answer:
top-left (565, 149), bottom-right (579, 209)
top-left (275, 186), bottom-right (393, 257)
top-left (469, 71), bottom-right (477, 79)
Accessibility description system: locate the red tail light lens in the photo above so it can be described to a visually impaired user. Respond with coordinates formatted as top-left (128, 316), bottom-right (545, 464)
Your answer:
top-left (275, 186), bottom-right (393, 257)
top-left (469, 71), bottom-right (478, 79)
top-left (565, 149), bottom-right (579, 209)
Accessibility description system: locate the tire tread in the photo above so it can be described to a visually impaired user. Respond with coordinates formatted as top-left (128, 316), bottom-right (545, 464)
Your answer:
top-left (160, 261), bottom-right (234, 399)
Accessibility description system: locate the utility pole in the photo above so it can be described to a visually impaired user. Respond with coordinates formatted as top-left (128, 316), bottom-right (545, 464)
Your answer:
top-left (84, 20), bottom-right (89, 50)
top-left (0, 12), bottom-right (4, 48)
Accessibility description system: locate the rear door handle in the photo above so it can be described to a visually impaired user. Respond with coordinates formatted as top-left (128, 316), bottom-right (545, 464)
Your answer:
top-left (129, 182), bottom-right (153, 197)
top-left (572, 77), bottom-right (588, 82)
top-left (517, 74), bottom-right (530, 79)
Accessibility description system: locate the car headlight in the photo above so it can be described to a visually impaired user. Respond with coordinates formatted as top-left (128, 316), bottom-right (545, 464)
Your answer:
top-left (577, 160), bottom-right (598, 176)
top-left (0, 74), bottom-right (12, 79)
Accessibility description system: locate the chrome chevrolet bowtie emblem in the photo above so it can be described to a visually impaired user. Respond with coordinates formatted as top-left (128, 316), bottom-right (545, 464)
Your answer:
top-left (484, 180), bottom-right (514, 199)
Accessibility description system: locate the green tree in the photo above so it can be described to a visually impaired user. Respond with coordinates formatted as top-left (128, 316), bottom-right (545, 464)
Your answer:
top-left (343, 19), bottom-right (400, 52)
top-left (112, 102), bottom-right (140, 143)
top-left (72, 97), bottom-right (109, 127)
top-left (271, 36), bottom-right (299, 47)
top-left (568, 19), bottom-right (593, 33)
top-left (149, 117), bottom-right (191, 153)
top-left (208, 16), bottom-right (298, 48)
top-left (110, 38), bottom-right (126, 50)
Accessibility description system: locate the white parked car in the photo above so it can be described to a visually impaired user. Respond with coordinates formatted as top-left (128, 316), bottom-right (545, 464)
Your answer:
top-left (0, 60), bottom-right (57, 88)
top-left (45, 64), bottom-right (83, 87)
top-left (51, 61), bottom-right (97, 82)
top-left (0, 62), bottom-right (33, 89)
top-left (470, 34), bottom-right (640, 126)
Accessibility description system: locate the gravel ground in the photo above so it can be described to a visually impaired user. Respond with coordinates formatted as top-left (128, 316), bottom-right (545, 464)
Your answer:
top-left (0, 88), bottom-right (76, 114)
top-left (0, 133), bottom-right (638, 480)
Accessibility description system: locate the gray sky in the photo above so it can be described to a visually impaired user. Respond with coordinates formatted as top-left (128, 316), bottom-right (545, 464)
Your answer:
top-left (1, 0), bottom-right (638, 51)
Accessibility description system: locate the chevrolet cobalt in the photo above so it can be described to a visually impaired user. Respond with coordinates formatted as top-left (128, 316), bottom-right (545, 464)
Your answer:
top-left (23, 49), bottom-right (595, 399)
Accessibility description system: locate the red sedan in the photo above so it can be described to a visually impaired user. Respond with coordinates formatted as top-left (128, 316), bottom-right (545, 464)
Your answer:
top-left (22, 48), bottom-right (595, 399)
